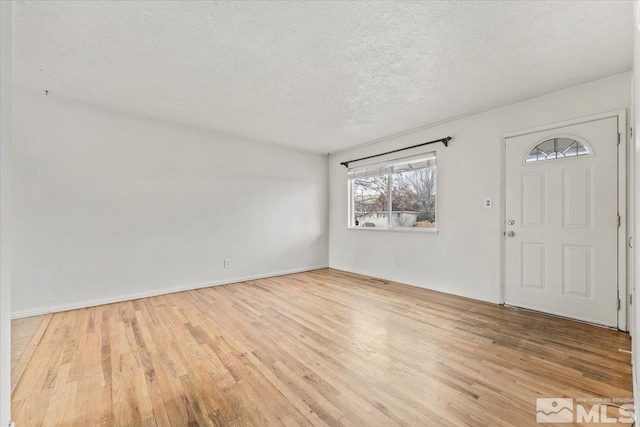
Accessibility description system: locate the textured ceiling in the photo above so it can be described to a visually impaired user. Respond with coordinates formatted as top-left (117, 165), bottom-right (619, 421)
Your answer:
top-left (13, 1), bottom-right (633, 153)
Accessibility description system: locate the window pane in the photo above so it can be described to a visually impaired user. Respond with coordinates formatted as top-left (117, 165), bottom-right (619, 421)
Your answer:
top-left (352, 176), bottom-right (388, 228)
top-left (525, 137), bottom-right (590, 163)
top-left (390, 166), bottom-right (436, 228)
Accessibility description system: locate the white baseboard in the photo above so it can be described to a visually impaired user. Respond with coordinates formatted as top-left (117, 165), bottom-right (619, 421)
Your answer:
top-left (11, 265), bottom-right (329, 319)
top-left (329, 265), bottom-right (500, 305)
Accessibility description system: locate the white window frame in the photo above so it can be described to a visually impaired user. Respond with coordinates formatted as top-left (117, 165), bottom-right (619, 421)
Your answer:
top-left (347, 153), bottom-right (438, 234)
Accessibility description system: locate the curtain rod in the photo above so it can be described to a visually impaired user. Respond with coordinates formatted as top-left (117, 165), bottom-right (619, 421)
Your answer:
top-left (340, 136), bottom-right (452, 168)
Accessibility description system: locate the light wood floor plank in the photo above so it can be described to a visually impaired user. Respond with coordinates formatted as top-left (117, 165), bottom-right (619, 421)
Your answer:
top-left (11, 315), bottom-right (45, 370)
top-left (12, 268), bottom-right (632, 426)
top-left (11, 313), bottom-right (51, 394)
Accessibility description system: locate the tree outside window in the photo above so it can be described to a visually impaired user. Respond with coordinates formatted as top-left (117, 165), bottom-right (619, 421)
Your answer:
top-left (349, 155), bottom-right (436, 230)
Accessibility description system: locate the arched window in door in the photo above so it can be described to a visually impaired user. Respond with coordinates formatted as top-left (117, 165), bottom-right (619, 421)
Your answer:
top-left (525, 137), bottom-right (591, 163)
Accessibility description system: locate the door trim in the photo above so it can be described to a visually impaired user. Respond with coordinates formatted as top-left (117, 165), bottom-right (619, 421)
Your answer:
top-left (499, 109), bottom-right (628, 331)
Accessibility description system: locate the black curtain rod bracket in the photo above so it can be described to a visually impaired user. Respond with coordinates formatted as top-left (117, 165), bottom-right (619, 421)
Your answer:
top-left (340, 136), bottom-right (452, 168)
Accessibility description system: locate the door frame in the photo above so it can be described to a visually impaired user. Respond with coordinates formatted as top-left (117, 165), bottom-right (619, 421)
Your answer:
top-left (499, 109), bottom-right (628, 331)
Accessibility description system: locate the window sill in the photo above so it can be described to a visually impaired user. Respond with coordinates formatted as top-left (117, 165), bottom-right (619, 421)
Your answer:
top-left (347, 226), bottom-right (438, 234)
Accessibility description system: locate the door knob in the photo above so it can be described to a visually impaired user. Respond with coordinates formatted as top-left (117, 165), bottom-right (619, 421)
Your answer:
top-left (507, 219), bottom-right (515, 226)
top-left (507, 231), bottom-right (515, 237)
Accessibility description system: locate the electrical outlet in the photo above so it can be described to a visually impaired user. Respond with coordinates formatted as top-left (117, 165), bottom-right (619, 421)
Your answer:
top-left (392, 257), bottom-right (397, 266)
top-left (224, 259), bottom-right (231, 268)
top-left (484, 198), bottom-right (493, 208)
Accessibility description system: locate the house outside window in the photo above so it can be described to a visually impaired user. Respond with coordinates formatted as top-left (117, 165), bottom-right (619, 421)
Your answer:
top-left (348, 153), bottom-right (437, 232)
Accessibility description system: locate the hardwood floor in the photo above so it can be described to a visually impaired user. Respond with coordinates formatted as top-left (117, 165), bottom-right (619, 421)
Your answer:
top-left (11, 315), bottom-right (45, 371)
top-left (11, 313), bottom-right (51, 394)
top-left (11, 269), bottom-right (632, 426)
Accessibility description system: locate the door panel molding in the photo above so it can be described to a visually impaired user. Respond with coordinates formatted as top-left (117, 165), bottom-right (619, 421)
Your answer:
top-left (562, 167), bottom-right (592, 229)
top-left (522, 242), bottom-right (546, 290)
top-left (562, 244), bottom-right (593, 298)
top-left (522, 173), bottom-right (546, 227)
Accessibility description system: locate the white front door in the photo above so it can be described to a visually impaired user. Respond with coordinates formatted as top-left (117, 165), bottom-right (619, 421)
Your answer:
top-left (505, 117), bottom-right (620, 327)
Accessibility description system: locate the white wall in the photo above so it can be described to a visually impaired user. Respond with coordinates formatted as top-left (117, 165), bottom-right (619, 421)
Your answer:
top-left (330, 72), bottom-right (631, 305)
top-left (0, 2), bottom-right (11, 425)
top-left (11, 91), bottom-right (328, 317)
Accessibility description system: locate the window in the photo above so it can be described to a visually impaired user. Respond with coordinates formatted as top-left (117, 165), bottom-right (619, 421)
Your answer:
top-left (349, 154), bottom-right (436, 231)
top-left (525, 137), bottom-right (590, 163)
